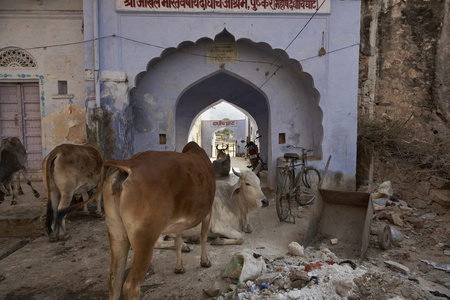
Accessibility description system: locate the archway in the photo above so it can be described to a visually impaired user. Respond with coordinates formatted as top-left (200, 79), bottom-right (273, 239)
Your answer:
top-left (130, 29), bottom-right (322, 189)
top-left (175, 71), bottom-right (269, 162)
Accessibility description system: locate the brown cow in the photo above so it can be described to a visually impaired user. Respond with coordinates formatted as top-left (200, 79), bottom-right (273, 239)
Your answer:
top-left (58, 141), bottom-right (216, 299)
top-left (43, 140), bottom-right (103, 242)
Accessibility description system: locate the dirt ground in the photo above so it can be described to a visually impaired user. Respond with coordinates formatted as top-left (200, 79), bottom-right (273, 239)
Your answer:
top-left (0, 161), bottom-right (449, 299)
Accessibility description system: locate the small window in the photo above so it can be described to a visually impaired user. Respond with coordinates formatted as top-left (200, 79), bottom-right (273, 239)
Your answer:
top-left (159, 134), bottom-right (166, 145)
top-left (279, 133), bottom-right (286, 144)
top-left (58, 81), bottom-right (68, 95)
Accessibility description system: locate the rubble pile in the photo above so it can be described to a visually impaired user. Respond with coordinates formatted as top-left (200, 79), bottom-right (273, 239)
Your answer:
top-left (212, 246), bottom-right (431, 300)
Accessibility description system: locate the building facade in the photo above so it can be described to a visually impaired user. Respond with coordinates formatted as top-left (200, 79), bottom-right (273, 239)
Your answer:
top-left (85, 0), bottom-right (361, 189)
top-left (0, 0), bottom-right (85, 175)
top-left (1, 0), bottom-right (362, 190)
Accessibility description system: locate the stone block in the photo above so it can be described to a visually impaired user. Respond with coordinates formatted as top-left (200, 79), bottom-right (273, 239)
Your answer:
top-left (429, 189), bottom-right (450, 207)
top-left (384, 260), bottom-right (410, 275)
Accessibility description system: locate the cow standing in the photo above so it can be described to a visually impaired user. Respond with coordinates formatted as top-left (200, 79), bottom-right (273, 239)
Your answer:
top-left (58, 142), bottom-right (216, 299)
top-left (43, 140), bottom-right (103, 242)
top-left (0, 137), bottom-right (40, 205)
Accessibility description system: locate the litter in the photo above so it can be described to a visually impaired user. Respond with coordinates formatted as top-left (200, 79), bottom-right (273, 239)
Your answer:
top-left (222, 250), bottom-right (266, 283)
top-left (419, 259), bottom-right (450, 272)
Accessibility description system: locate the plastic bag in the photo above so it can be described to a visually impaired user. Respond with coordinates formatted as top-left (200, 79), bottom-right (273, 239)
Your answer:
top-left (390, 226), bottom-right (404, 244)
top-left (222, 250), bottom-right (266, 283)
top-left (373, 181), bottom-right (394, 199)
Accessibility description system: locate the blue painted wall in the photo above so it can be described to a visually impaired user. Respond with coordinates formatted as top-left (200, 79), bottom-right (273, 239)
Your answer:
top-left (83, 0), bottom-right (361, 190)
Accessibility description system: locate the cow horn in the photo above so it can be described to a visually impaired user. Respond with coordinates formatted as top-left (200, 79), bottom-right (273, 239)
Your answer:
top-left (225, 144), bottom-right (229, 150)
top-left (232, 168), bottom-right (242, 177)
top-left (216, 144), bottom-right (219, 150)
top-left (253, 161), bottom-right (262, 175)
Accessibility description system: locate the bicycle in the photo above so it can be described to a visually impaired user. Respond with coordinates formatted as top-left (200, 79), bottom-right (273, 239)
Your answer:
top-left (275, 145), bottom-right (321, 222)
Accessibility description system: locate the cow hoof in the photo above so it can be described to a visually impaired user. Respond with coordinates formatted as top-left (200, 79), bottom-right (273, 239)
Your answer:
top-left (174, 267), bottom-right (185, 274)
top-left (201, 260), bottom-right (212, 268)
top-left (10, 200), bottom-right (17, 205)
top-left (211, 237), bottom-right (223, 245)
top-left (181, 244), bottom-right (191, 253)
top-left (34, 192), bottom-right (40, 198)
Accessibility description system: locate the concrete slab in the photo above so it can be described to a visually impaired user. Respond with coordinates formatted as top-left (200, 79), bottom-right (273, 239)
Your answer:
top-left (0, 180), bottom-right (47, 238)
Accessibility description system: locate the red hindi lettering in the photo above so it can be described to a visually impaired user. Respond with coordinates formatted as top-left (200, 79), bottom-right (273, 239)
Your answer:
top-left (124, 0), bottom-right (136, 7)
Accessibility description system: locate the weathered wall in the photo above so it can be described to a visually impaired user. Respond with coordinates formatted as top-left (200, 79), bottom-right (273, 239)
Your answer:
top-left (358, 0), bottom-right (450, 213)
top-left (84, 0), bottom-right (362, 190)
top-left (0, 0), bottom-right (86, 156)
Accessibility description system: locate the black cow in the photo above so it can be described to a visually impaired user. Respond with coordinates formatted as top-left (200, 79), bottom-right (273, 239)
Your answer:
top-left (212, 154), bottom-right (231, 178)
top-left (0, 137), bottom-right (40, 205)
top-left (216, 144), bottom-right (229, 160)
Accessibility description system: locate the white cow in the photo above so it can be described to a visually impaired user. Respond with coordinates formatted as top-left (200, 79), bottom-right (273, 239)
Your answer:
top-left (157, 165), bottom-right (268, 247)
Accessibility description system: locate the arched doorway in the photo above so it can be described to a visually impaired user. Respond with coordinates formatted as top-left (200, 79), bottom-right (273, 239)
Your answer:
top-left (130, 29), bottom-right (322, 189)
top-left (175, 71), bottom-right (269, 163)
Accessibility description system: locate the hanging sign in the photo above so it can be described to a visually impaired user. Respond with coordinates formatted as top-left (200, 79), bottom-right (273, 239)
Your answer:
top-left (117, 0), bottom-right (331, 13)
top-left (211, 120), bottom-right (237, 127)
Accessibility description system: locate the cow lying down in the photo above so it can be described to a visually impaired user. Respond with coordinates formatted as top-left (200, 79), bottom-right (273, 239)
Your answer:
top-left (157, 166), bottom-right (268, 248)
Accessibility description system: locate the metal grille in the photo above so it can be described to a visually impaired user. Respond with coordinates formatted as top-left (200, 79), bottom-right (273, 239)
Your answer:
top-left (0, 48), bottom-right (37, 68)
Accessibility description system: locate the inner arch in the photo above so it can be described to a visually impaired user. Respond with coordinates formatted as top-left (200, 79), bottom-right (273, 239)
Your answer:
top-left (175, 71), bottom-right (269, 161)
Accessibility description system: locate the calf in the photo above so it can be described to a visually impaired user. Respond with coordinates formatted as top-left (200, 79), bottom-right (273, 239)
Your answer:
top-left (43, 140), bottom-right (103, 241)
top-left (57, 142), bottom-right (216, 299)
top-left (0, 137), bottom-right (40, 205)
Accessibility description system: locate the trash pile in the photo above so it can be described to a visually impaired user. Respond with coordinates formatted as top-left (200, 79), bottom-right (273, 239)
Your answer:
top-left (204, 181), bottom-right (449, 300)
top-left (208, 245), bottom-right (432, 300)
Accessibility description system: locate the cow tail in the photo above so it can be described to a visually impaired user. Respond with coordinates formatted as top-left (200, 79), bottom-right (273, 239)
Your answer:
top-left (56, 163), bottom-right (112, 223)
top-left (45, 153), bottom-right (58, 234)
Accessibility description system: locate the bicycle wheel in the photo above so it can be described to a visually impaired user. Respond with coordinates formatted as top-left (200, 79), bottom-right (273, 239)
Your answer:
top-left (275, 171), bottom-right (294, 221)
top-left (294, 167), bottom-right (321, 206)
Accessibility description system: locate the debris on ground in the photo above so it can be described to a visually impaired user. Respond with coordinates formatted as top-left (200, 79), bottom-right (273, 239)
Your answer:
top-left (215, 245), bottom-right (435, 300)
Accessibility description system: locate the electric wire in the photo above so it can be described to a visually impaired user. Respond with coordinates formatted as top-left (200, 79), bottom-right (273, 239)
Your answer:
top-left (15, 1), bottom-right (360, 98)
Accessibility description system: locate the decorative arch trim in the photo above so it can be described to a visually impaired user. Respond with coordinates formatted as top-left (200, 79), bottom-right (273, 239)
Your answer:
top-left (0, 47), bottom-right (37, 68)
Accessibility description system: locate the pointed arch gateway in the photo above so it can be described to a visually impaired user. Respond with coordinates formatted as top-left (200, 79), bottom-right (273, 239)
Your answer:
top-left (130, 29), bottom-right (323, 189)
top-left (176, 71), bottom-right (268, 158)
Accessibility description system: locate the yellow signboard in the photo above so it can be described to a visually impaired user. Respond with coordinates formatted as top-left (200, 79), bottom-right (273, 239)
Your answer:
top-left (207, 44), bottom-right (238, 63)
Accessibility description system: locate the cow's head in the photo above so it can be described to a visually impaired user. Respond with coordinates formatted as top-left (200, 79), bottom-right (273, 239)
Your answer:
top-left (232, 168), bottom-right (269, 209)
top-left (216, 144), bottom-right (228, 160)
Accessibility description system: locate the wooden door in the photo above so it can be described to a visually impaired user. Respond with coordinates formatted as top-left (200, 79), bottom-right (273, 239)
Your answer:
top-left (0, 83), bottom-right (42, 170)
